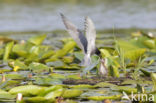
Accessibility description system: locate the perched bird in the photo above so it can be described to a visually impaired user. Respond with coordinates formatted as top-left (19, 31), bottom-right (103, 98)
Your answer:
top-left (60, 13), bottom-right (107, 76)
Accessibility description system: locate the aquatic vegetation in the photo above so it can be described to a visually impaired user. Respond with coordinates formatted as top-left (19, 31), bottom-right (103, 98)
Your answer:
top-left (0, 31), bottom-right (155, 102)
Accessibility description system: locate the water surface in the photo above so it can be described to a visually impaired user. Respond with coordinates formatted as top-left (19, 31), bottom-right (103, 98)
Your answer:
top-left (0, 0), bottom-right (156, 32)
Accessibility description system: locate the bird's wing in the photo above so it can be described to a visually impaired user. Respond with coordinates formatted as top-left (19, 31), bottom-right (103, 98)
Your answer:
top-left (85, 17), bottom-right (96, 54)
top-left (60, 13), bottom-right (87, 53)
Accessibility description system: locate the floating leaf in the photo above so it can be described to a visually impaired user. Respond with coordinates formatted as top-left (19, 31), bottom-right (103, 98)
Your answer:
top-left (74, 52), bottom-right (84, 61)
top-left (28, 34), bottom-right (47, 45)
top-left (95, 82), bottom-right (116, 88)
top-left (151, 73), bottom-right (156, 91)
top-left (52, 41), bottom-right (76, 58)
top-left (144, 39), bottom-right (155, 49)
top-left (117, 40), bottom-right (139, 52)
top-left (87, 95), bottom-right (121, 101)
top-left (44, 88), bottom-right (64, 100)
top-left (9, 85), bottom-right (44, 96)
top-left (124, 49), bottom-right (146, 61)
top-left (3, 41), bottom-right (14, 61)
top-left (62, 56), bottom-right (74, 63)
top-left (0, 36), bottom-right (15, 43)
top-left (109, 66), bottom-right (120, 78)
top-left (66, 74), bottom-right (81, 80)
top-left (70, 85), bottom-right (95, 89)
top-left (83, 59), bottom-right (100, 75)
top-left (24, 97), bottom-right (53, 103)
top-left (140, 69), bottom-right (150, 76)
top-left (4, 73), bottom-right (25, 80)
top-left (0, 91), bottom-right (15, 100)
top-left (12, 43), bottom-right (33, 57)
top-left (46, 60), bottom-right (64, 67)
top-left (29, 62), bottom-right (50, 73)
top-left (39, 85), bottom-right (63, 96)
top-left (62, 89), bottom-right (83, 98)
top-left (131, 32), bottom-right (142, 37)
top-left (0, 80), bottom-right (20, 89)
top-left (111, 86), bottom-right (137, 94)
top-left (50, 73), bottom-right (66, 80)
top-left (100, 49), bottom-right (111, 58)
top-left (29, 46), bottom-right (40, 55)
top-left (39, 50), bottom-right (55, 60)
top-left (13, 60), bottom-right (28, 70)
top-left (33, 77), bottom-right (62, 86)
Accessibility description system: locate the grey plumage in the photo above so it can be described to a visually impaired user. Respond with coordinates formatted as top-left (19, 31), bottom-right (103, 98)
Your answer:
top-left (60, 13), bottom-right (108, 76)
top-left (85, 16), bottom-right (96, 55)
top-left (60, 13), bottom-right (93, 66)
top-left (60, 13), bottom-right (88, 53)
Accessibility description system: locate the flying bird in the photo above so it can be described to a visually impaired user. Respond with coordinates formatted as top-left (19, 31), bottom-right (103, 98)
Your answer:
top-left (60, 13), bottom-right (107, 76)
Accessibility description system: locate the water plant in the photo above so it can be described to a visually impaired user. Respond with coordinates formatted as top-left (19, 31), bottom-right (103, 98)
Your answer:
top-left (0, 30), bottom-right (155, 102)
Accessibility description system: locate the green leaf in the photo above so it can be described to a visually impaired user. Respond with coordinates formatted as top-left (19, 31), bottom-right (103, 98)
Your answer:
top-left (13, 60), bottom-right (28, 70)
top-left (29, 46), bottom-right (40, 55)
top-left (9, 85), bottom-right (44, 96)
top-left (70, 85), bottom-right (95, 89)
top-left (117, 40), bottom-right (139, 52)
top-left (74, 52), bottom-right (84, 61)
top-left (50, 73), bottom-right (66, 80)
top-left (62, 56), bottom-right (74, 63)
top-left (46, 60), bottom-right (64, 67)
top-left (83, 59), bottom-right (100, 76)
top-left (62, 89), bottom-right (83, 98)
top-left (110, 66), bottom-right (120, 78)
top-left (95, 82), bottom-right (116, 88)
top-left (144, 39), bottom-right (156, 49)
top-left (87, 95), bottom-right (121, 101)
top-left (29, 62), bottom-right (50, 73)
top-left (44, 88), bottom-right (64, 100)
top-left (111, 86), bottom-right (137, 94)
top-left (28, 34), bottom-right (47, 45)
top-left (39, 50), bottom-right (55, 60)
top-left (3, 41), bottom-right (14, 61)
top-left (124, 48), bottom-right (146, 61)
top-left (39, 85), bottom-right (63, 96)
top-left (52, 41), bottom-right (76, 58)
top-left (12, 43), bottom-right (33, 57)
top-left (4, 73), bottom-right (25, 79)
top-left (24, 97), bottom-right (54, 103)
top-left (140, 69), bottom-right (151, 76)
top-left (33, 77), bottom-right (62, 86)
top-left (100, 49), bottom-right (111, 58)
top-left (0, 92), bottom-right (15, 100)
top-left (151, 73), bottom-right (156, 91)
top-left (66, 74), bottom-right (81, 80)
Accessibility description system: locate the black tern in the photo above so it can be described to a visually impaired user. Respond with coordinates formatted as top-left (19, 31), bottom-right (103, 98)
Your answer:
top-left (60, 13), bottom-right (107, 76)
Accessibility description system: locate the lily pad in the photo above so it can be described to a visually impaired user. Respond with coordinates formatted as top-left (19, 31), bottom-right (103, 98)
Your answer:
top-left (9, 85), bottom-right (44, 96)
top-left (62, 89), bottom-right (83, 98)
top-left (29, 62), bottom-right (50, 73)
top-left (28, 34), bottom-right (47, 45)
top-left (87, 95), bottom-right (121, 101)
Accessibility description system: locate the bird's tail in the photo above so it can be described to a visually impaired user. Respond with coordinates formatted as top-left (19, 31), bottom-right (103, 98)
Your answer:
top-left (80, 53), bottom-right (91, 66)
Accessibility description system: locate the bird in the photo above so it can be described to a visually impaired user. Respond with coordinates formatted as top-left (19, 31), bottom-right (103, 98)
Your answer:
top-left (60, 13), bottom-right (107, 76)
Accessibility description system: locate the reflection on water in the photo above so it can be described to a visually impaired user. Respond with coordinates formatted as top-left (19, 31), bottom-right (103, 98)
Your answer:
top-left (0, 0), bottom-right (156, 32)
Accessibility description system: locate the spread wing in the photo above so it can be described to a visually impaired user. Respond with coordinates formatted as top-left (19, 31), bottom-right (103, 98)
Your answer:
top-left (60, 13), bottom-right (87, 53)
top-left (85, 16), bottom-right (96, 54)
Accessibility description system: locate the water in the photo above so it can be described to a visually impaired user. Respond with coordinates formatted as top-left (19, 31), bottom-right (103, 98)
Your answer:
top-left (0, 0), bottom-right (156, 32)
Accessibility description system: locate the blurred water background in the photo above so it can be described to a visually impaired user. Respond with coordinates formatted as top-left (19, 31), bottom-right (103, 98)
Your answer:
top-left (0, 0), bottom-right (156, 32)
